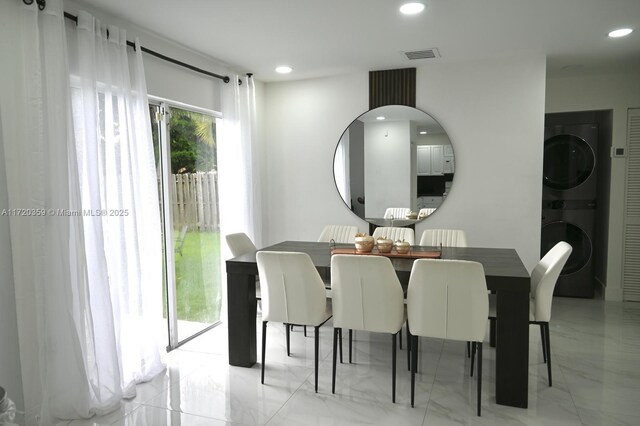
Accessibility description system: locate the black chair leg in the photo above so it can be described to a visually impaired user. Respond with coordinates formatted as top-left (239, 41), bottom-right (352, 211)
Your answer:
top-left (304, 325), bottom-right (307, 337)
top-left (477, 342), bottom-right (483, 416)
top-left (261, 321), bottom-right (267, 384)
top-left (314, 326), bottom-right (320, 393)
top-left (470, 342), bottom-right (476, 377)
top-left (411, 335), bottom-right (418, 407)
top-left (399, 325), bottom-right (403, 349)
top-left (540, 323), bottom-right (547, 363)
top-left (392, 333), bottom-right (397, 403)
top-left (349, 329), bottom-right (353, 363)
top-left (332, 328), bottom-right (338, 394)
top-left (286, 323), bottom-right (291, 356)
top-left (339, 328), bottom-right (343, 363)
top-left (545, 322), bottom-right (552, 386)
top-left (406, 321), bottom-right (411, 371)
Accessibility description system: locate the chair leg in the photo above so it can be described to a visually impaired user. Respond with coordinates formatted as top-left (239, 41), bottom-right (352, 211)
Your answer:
top-left (467, 341), bottom-right (471, 358)
top-left (411, 335), bottom-right (418, 407)
top-left (304, 325), bottom-right (307, 337)
top-left (399, 325), bottom-right (403, 349)
top-left (261, 321), bottom-right (267, 384)
top-left (477, 342), bottom-right (483, 416)
top-left (286, 323), bottom-right (291, 356)
top-left (314, 326), bottom-right (320, 393)
top-left (332, 328), bottom-right (338, 394)
top-left (392, 333), bottom-right (397, 403)
top-left (470, 342), bottom-right (476, 377)
top-left (406, 321), bottom-right (411, 371)
top-left (545, 322), bottom-right (553, 386)
top-left (349, 329), bottom-right (353, 363)
top-left (339, 328), bottom-right (343, 363)
top-left (540, 323), bottom-right (547, 363)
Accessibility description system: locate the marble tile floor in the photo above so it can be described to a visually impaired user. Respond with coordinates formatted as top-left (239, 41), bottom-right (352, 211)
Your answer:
top-left (58, 298), bottom-right (640, 426)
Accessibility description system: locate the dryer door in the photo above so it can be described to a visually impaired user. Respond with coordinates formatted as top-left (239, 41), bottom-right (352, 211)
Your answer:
top-left (541, 220), bottom-right (591, 275)
top-left (543, 134), bottom-right (595, 190)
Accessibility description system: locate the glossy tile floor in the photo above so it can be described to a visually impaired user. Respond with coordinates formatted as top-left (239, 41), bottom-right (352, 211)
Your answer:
top-left (59, 298), bottom-right (640, 426)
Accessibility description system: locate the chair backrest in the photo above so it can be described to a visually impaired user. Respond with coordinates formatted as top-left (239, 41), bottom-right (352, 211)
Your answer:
top-left (407, 259), bottom-right (488, 342)
top-left (317, 225), bottom-right (359, 243)
top-left (331, 255), bottom-right (405, 334)
top-left (418, 208), bottom-right (436, 218)
top-left (225, 232), bottom-right (257, 257)
top-left (372, 227), bottom-right (415, 245)
top-left (256, 251), bottom-right (327, 326)
top-left (419, 229), bottom-right (468, 247)
top-left (383, 207), bottom-right (410, 219)
top-left (531, 241), bottom-right (573, 322)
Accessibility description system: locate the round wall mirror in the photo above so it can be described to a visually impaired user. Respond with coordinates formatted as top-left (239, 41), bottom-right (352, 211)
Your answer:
top-left (333, 105), bottom-right (455, 225)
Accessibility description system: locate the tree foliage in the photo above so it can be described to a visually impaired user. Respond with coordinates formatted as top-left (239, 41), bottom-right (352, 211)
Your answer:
top-left (169, 109), bottom-right (216, 174)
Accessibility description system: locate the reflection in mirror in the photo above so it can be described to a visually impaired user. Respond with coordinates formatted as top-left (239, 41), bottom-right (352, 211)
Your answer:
top-left (333, 105), bottom-right (454, 224)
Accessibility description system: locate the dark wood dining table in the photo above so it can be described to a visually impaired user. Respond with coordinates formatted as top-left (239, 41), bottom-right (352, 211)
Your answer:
top-left (226, 240), bottom-right (531, 408)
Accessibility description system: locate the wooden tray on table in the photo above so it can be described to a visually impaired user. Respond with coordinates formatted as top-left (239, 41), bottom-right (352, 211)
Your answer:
top-left (330, 247), bottom-right (441, 259)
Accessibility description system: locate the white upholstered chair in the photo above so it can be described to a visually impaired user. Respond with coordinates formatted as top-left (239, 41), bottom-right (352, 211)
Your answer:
top-left (418, 208), bottom-right (435, 218)
top-left (383, 207), bottom-right (411, 219)
top-left (225, 232), bottom-right (260, 299)
top-left (489, 241), bottom-right (572, 387)
top-left (372, 226), bottom-right (415, 245)
top-left (256, 251), bottom-right (332, 393)
top-left (408, 259), bottom-right (488, 415)
top-left (419, 229), bottom-right (468, 247)
top-left (331, 254), bottom-right (405, 402)
top-left (317, 225), bottom-right (359, 243)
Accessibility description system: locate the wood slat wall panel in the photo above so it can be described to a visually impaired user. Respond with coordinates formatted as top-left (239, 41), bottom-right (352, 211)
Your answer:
top-left (369, 68), bottom-right (416, 109)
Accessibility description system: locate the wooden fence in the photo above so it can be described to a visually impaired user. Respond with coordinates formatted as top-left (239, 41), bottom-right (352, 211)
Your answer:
top-left (171, 171), bottom-right (219, 232)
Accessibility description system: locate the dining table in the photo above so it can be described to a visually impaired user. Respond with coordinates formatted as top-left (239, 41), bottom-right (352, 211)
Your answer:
top-left (225, 240), bottom-right (531, 408)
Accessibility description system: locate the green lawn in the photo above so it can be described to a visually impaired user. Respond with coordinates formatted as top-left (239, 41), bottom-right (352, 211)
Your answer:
top-left (173, 230), bottom-right (222, 323)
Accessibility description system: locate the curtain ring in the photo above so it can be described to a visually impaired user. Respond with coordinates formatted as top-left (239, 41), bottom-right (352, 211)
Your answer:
top-left (36, 0), bottom-right (46, 10)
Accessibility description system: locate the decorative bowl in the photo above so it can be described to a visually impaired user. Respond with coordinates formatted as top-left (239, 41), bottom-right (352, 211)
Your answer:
top-left (395, 240), bottom-right (411, 254)
top-left (406, 211), bottom-right (418, 219)
top-left (354, 234), bottom-right (375, 253)
top-left (376, 237), bottom-right (394, 253)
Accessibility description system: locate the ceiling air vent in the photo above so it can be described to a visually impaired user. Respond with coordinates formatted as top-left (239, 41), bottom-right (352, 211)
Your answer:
top-left (404, 48), bottom-right (440, 60)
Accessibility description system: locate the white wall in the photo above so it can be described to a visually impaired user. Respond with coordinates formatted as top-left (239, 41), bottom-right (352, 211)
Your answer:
top-left (546, 66), bottom-right (640, 301)
top-left (364, 120), bottom-right (412, 217)
top-left (262, 54), bottom-right (547, 271)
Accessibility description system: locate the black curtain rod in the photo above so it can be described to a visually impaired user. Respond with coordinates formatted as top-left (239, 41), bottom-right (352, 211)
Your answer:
top-left (63, 11), bottom-right (231, 84)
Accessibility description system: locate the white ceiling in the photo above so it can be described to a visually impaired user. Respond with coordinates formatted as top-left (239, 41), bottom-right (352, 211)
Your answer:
top-left (74, 0), bottom-right (640, 82)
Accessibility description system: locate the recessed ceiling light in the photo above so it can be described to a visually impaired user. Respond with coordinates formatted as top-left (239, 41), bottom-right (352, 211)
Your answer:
top-left (275, 65), bottom-right (293, 74)
top-left (400, 2), bottom-right (426, 15)
top-left (608, 28), bottom-right (633, 38)
top-left (419, 131), bottom-right (427, 135)
top-left (376, 116), bottom-right (386, 120)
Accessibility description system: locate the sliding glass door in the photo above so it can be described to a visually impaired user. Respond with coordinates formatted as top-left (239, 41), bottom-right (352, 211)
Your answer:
top-left (150, 100), bottom-right (222, 349)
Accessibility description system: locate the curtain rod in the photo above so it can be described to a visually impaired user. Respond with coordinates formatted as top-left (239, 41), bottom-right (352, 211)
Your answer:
top-left (63, 11), bottom-right (231, 84)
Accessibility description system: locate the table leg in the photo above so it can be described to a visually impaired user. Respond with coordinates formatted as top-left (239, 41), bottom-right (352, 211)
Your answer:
top-left (227, 272), bottom-right (257, 367)
top-left (495, 287), bottom-right (529, 408)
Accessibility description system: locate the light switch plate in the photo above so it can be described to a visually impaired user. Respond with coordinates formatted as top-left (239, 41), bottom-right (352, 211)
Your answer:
top-left (611, 146), bottom-right (625, 157)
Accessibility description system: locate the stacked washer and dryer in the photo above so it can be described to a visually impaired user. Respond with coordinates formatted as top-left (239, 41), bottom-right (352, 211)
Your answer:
top-left (541, 124), bottom-right (598, 298)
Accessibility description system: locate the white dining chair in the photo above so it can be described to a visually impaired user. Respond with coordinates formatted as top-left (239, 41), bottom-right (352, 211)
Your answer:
top-left (317, 225), bottom-right (359, 243)
top-left (418, 208), bottom-right (435, 218)
top-left (372, 226), bottom-right (415, 245)
top-left (408, 259), bottom-right (488, 415)
top-left (383, 207), bottom-right (411, 219)
top-left (331, 254), bottom-right (405, 402)
top-left (489, 241), bottom-right (572, 387)
top-left (419, 229), bottom-right (468, 247)
top-left (225, 232), bottom-right (261, 300)
top-left (256, 251), bottom-right (332, 393)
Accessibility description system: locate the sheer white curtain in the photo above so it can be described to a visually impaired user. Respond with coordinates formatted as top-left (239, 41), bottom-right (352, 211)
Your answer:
top-left (0, 1), bottom-right (164, 422)
top-left (219, 74), bottom-right (262, 246)
top-left (335, 132), bottom-right (351, 208)
top-left (69, 7), bottom-right (166, 402)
